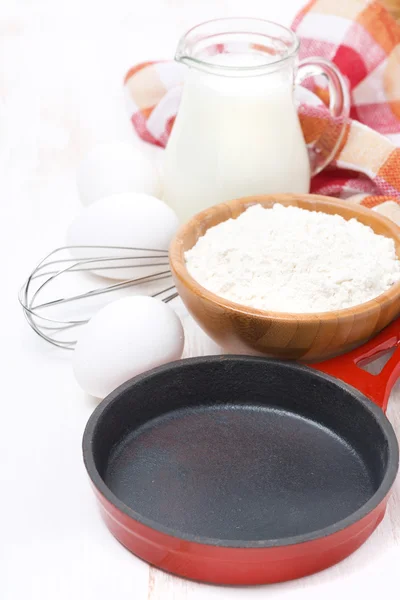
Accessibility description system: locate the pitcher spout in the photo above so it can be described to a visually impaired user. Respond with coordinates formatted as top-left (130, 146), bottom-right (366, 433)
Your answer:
top-left (174, 42), bottom-right (195, 69)
top-left (173, 18), bottom-right (299, 75)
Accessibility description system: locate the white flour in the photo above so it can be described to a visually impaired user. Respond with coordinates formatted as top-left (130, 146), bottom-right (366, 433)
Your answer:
top-left (185, 204), bottom-right (400, 313)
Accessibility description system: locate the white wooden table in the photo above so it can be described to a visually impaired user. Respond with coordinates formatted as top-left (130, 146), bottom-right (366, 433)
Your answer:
top-left (3, 0), bottom-right (400, 598)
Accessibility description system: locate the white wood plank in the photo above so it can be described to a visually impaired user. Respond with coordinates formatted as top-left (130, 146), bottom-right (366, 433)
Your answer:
top-left (3, 0), bottom-right (400, 598)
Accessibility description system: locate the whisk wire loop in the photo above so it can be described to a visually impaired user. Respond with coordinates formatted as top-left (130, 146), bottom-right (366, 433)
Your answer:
top-left (19, 246), bottom-right (177, 349)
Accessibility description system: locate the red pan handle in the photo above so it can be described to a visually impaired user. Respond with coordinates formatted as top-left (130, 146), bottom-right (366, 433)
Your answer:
top-left (312, 315), bottom-right (400, 412)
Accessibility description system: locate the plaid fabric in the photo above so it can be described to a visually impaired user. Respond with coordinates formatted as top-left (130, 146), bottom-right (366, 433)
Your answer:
top-left (124, 0), bottom-right (400, 223)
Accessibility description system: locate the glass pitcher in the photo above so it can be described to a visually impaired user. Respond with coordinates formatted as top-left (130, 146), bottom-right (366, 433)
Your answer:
top-left (163, 18), bottom-right (350, 224)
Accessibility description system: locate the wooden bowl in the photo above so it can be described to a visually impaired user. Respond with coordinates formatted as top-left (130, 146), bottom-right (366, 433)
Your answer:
top-left (169, 194), bottom-right (400, 362)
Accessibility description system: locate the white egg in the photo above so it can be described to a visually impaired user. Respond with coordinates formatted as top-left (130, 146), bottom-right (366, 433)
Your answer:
top-left (73, 296), bottom-right (184, 399)
top-left (66, 192), bottom-right (179, 280)
top-left (77, 141), bottom-right (161, 205)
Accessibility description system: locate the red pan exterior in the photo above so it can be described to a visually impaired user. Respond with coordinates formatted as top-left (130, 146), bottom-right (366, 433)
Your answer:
top-left (94, 485), bottom-right (388, 585)
top-left (84, 313), bottom-right (400, 585)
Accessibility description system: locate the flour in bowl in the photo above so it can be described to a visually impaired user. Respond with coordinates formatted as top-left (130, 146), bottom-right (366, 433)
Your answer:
top-left (184, 204), bottom-right (400, 313)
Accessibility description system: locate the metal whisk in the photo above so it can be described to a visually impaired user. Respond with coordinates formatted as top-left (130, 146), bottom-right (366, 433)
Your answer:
top-left (19, 246), bottom-right (177, 350)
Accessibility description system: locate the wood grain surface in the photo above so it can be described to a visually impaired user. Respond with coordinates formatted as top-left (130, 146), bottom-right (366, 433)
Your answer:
top-left (170, 194), bottom-right (400, 361)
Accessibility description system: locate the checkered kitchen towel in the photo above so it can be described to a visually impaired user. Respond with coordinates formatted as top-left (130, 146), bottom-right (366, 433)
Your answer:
top-left (124, 0), bottom-right (400, 223)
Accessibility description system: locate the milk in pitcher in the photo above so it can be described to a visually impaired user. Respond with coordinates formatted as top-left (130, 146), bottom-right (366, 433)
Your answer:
top-left (163, 19), bottom-right (349, 223)
top-left (163, 51), bottom-right (310, 223)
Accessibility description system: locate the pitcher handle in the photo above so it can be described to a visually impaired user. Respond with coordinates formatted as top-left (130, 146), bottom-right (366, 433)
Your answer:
top-left (296, 57), bottom-right (350, 175)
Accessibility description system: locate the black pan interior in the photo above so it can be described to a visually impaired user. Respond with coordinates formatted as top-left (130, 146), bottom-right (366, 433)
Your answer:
top-left (87, 356), bottom-right (395, 544)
